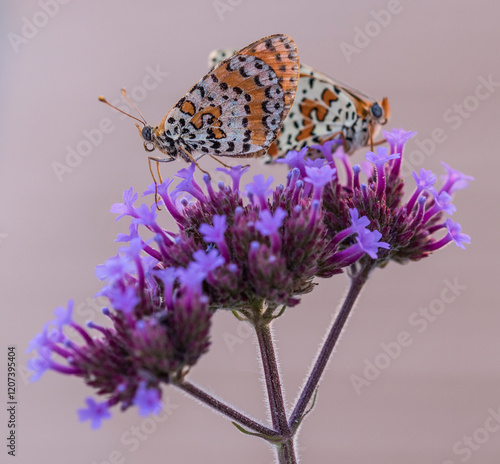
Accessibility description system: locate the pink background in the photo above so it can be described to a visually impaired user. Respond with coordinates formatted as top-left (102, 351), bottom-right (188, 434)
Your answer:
top-left (1, 1), bottom-right (499, 463)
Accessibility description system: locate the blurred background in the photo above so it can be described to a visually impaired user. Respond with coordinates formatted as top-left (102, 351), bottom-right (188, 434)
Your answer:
top-left (1, 1), bottom-right (498, 463)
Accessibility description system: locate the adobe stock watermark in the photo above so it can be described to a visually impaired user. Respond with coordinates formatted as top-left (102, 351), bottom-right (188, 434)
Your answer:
top-left (91, 396), bottom-right (179, 464)
top-left (222, 320), bottom-right (253, 354)
top-left (442, 406), bottom-right (500, 463)
top-left (213, 0), bottom-right (245, 21)
top-left (73, 295), bottom-right (109, 323)
top-left (400, 73), bottom-right (499, 178)
top-left (340, 0), bottom-right (406, 64)
top-left (7, 0), bottom-right (71, 53)
top-left (51, 64), bottom-right (169, 183)
top-left (350, 278), bottom-right (466, 395)
top-left (0, 233), bottom-right (8, 244)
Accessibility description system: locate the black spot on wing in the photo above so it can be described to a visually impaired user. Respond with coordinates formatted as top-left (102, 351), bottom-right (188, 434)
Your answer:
top-left (253, 75), bottom-right (264, 87)
top-left (210, 141), bottom-right (221, 149)
top-left (261, 101), bottom-right (273, 114)
top-left (265, 39), bottom-right (276, 51)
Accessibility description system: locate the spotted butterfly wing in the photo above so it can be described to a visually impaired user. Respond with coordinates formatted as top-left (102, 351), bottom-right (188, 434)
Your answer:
top-left (146, 34), bottom-right (300, 163)
top-left (208, 49), bottom-right (389, 159)
top-left (277, 64), bottom-right (389, 156)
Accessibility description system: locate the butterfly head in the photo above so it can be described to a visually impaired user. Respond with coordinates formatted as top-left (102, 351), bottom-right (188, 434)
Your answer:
top-left (375, 97), bottom-right (390, 125)
top-left (137, 122), bottom-right (179, 161)
top-left (369, 97), bottom-right (390, 126)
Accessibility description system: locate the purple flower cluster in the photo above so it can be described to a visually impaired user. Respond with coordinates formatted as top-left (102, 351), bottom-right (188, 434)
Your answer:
top-left (27, 127), bottom-right (470, 429)
top-left (288, 128), bottom-right (472, 265)
top-left (129, 161), bottom-right (388, 310)
top-left (27, 260), bottom-right (211, 428)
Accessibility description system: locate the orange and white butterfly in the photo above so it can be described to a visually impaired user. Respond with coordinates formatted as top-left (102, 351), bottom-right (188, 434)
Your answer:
top-left (100, 34), bottom-right (300, 168)
top-left (208, 49), bottom-right (390, 159)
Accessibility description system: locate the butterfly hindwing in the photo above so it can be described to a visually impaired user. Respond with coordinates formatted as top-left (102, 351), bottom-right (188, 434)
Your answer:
top-left (278, 64), bottom-right (356, 152)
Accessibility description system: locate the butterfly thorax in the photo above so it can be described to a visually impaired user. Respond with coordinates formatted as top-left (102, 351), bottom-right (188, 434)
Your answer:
top-left (158, 132), bottom-right (183, 159)
top-left (343, 99), bottom-right (388, 152)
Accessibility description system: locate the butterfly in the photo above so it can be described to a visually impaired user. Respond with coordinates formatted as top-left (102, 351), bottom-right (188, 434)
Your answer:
top-left (100, 34), bottom-right (300, 172)
top-left (208, 49), bottom-right (390, 159)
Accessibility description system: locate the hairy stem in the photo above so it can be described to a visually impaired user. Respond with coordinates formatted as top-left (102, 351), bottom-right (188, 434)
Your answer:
top-left (289, 263), bottom-right (372, 430)
top-left (277, 438), bottom-right (297, 464)
top-left (175, 380), bottom-right (278, 438)
top-left (254, 320), bottom-right (297, 463)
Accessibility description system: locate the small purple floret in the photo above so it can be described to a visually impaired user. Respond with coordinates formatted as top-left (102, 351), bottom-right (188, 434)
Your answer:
top-left (200, 215), bottom-right (227, 244)
top-left (255, 208), bottom-right (287, 236)
top-left (356, 228), bottom-right (391, 259)
top-left (133, 383), bottom-right (162, 417)
top-left (446, 219), bottom-right (471, 249)
top-left (78, 398), bottom-right (112, 429)
top-left (192, 249), bottom-right (225, 272)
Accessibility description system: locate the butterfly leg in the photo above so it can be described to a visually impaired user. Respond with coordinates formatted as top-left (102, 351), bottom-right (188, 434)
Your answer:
top-left (179, 146), bottom-right (210, 177)
top-left (319, 130), bottom-right (348, 152)
top-left (371, 138), bottom-right (387, 147)
top-left (148, 156), bottom-right (174, 210)
top-left (367, 122), bottom-right (387, 151)
top-left (209, 154), bottom-right (232, 168)
top-left (208, 154), bottom-right (250, 170)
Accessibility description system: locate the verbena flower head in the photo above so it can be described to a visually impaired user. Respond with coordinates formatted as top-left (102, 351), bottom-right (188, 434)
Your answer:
top-left (297, 128), bottom-right (472, 266)
top-left (129, 163), bottom-right (387, 311)
top-left (26, 257), bottom-right (212, 426)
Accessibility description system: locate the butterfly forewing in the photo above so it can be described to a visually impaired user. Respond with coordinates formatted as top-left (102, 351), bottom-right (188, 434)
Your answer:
top-left (157, 34), bottom-right (300, 161)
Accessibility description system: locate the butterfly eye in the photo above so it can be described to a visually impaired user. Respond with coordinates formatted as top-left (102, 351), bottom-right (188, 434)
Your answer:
top-left (142, 125), bottom-right (154, 142)
top-left (370, 102), bottom-right (383, 119)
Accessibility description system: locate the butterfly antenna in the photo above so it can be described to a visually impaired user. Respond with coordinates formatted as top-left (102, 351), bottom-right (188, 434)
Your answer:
top-left (120, 88), bottom-right (148, 124)
top-left (98, 95), bottom-right (146, 126)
